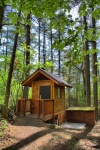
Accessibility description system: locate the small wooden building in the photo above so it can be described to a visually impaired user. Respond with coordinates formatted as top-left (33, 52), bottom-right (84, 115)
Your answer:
top-left (19, 68), bottom-right (72, 125)
top-left (66, 107), bottom-right (96, 126)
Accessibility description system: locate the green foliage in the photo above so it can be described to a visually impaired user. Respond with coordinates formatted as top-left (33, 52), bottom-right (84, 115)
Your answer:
top-left (0, 56), bottom-right (10, 104)
top-left (0, 0), bottom-right (100, 113)
top-left (92, 8), bottom-right (100, 19)
top-left (0, 120), bottom-right (8, 137)
top-left (52, 40), bottom-right (65, 50)
top-left (35, 61), bottom-right (54, 70)
top-left (84, 28), bottom-right (98, 41)
top-left (92, 74), bottom-right (99, 84)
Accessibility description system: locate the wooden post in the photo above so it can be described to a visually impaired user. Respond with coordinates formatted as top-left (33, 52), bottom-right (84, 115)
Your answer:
top-left (16, 100), bottom-right (19, 116)
top-left (23, 99), bottom-right (26, 117)
top-left (42, 100), bottom-right (45, 121)
top-left (30, 99), bottom-right (32, 114)
top-left (37, 100), bottom-right (39, 118)
top-left (53, 99), bottom-right (55, 124)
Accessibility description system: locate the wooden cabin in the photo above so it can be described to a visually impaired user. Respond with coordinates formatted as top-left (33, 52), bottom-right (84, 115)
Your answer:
top-left (18, 69), bottom-right (72, 125)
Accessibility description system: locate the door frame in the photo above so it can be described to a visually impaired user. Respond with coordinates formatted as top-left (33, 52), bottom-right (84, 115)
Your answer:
top-left (39, 85), bottom-right (51, 118)
top-left (39, 85), bottom-right (51, 99)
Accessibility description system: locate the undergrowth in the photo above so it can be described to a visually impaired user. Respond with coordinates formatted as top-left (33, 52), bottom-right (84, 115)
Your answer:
top-left (0, 120), bottom-right (8, 137)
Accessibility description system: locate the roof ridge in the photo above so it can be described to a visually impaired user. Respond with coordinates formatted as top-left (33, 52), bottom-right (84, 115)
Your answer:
top-left (22, 68), bottom-right (72, 88)
top-left (40, 69), bottom-right (72, 88)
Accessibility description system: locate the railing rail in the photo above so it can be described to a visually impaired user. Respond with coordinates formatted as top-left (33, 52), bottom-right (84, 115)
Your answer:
top-left (38, 99), bottom-right (54, 121)
top-left (17, 99), bottom-right (54, 121)
top-left (17, 99), bottom-right (32, 116)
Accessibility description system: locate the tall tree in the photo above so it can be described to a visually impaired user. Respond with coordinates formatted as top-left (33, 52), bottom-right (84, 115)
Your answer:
top-left (38, 18), bottom-right (41, 64)
top-left (43, 21), bottom-right (46, 66)
top-left (92, 9), bottom-right (98, 119)
top-left (67, 64), bottom-right (71, 106)
top-left (50, 28), bottom-right (53, 73)
top-left (2, 8), bottom-right (21, 118)
top-left (58, 29), bottom-right (61, 76)
top-left (0, 0), bottom-right (5, 32)
top-left (83, 16), bottom-right (91, 106)
top-left (23, 13), bottom-right (31, 99)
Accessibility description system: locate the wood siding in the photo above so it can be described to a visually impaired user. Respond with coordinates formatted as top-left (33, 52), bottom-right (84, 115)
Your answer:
top-left (58, 111), bottom-right (67, 125)
top-left (66, 109), bottom-right (95, 125)
top-left (32, 80), bottom-right (53, 100)
top-left (53, 84), bottom-right (66, 124)
top-left (31, 81), bottom-right (66, 124)
top-left (54, 84), bottom-right (66, 114)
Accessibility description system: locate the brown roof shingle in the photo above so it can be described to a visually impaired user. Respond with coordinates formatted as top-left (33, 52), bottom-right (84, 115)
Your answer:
top-left (22, 68), bottom-right (72, 88)
top-left (40, 69), bottom-right (72, 87)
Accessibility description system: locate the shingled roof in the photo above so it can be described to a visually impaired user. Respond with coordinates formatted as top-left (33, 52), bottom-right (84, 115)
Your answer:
top-left (22, 68), bottom-right (72, 88)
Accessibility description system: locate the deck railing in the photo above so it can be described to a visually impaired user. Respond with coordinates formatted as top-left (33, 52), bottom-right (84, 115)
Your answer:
top-left (17, 99), bottom-right (32, 116)
top-left (17, 99), bottom-right (54, 121)
top-left (38, 99), bottom-right (54, 121)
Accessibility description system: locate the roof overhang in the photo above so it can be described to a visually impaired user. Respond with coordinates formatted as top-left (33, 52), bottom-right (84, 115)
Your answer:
top-left (22, 69), bottom-right (72, 88)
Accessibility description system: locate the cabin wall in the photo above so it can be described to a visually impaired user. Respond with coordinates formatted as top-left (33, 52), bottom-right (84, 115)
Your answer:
top-left (54, 84), bottom-right (67, 124)
top-left (32, 80), bottom-right (67, 124)
top-left (54, 84), bottom-right (66, 113)
top-left (32, 80), bottom-right (54, 99)
top-left (31, 80), bottom-right (53, 114)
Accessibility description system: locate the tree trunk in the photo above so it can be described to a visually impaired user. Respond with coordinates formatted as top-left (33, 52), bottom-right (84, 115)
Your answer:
top-left (75, 70), bottom-right (79, 106)
top-left (2, 21), bottom-right (20, 118)
top-left (82, 68), bottom-right (86, 101)
top-left (23, 14), bottom-right (30, 99)
top-left (92, 15), bottom-right (98, 120)
top-left (6, 27), bottom-right (8, 57)
top-left (38, 18), bottom-right (41, 64)
top-left (0, 0), bottom-right (5, 32)
top-left (50, 29), bottom-right (53, 73)
top-left (58, 30), bottom-right (61, 76)
top-left (68, 64), bottom-right (71, 107)
top-left (43, 22), bottom-right (46, 66)
top-left (83, 16), bottom-right (91, 106)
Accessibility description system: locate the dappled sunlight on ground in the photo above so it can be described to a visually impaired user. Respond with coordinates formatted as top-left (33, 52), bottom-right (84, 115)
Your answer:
top-left (0, 115), bottom-right (100, 150)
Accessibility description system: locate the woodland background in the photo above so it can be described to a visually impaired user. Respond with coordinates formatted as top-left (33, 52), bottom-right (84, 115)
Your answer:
top-left (0, 0), bottom-right (100, 118)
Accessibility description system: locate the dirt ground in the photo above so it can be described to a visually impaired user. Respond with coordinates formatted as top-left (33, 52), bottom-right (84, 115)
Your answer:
top-left (0, 114), bottom-right (100, 150)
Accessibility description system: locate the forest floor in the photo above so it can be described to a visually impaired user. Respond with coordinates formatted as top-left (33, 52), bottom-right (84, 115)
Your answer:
top-left (0, 114), bottom-right (100, 150)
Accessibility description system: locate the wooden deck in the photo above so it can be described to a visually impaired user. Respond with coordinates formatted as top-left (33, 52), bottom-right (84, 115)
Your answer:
top-left (17, 99), bottom-right (54, 122)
